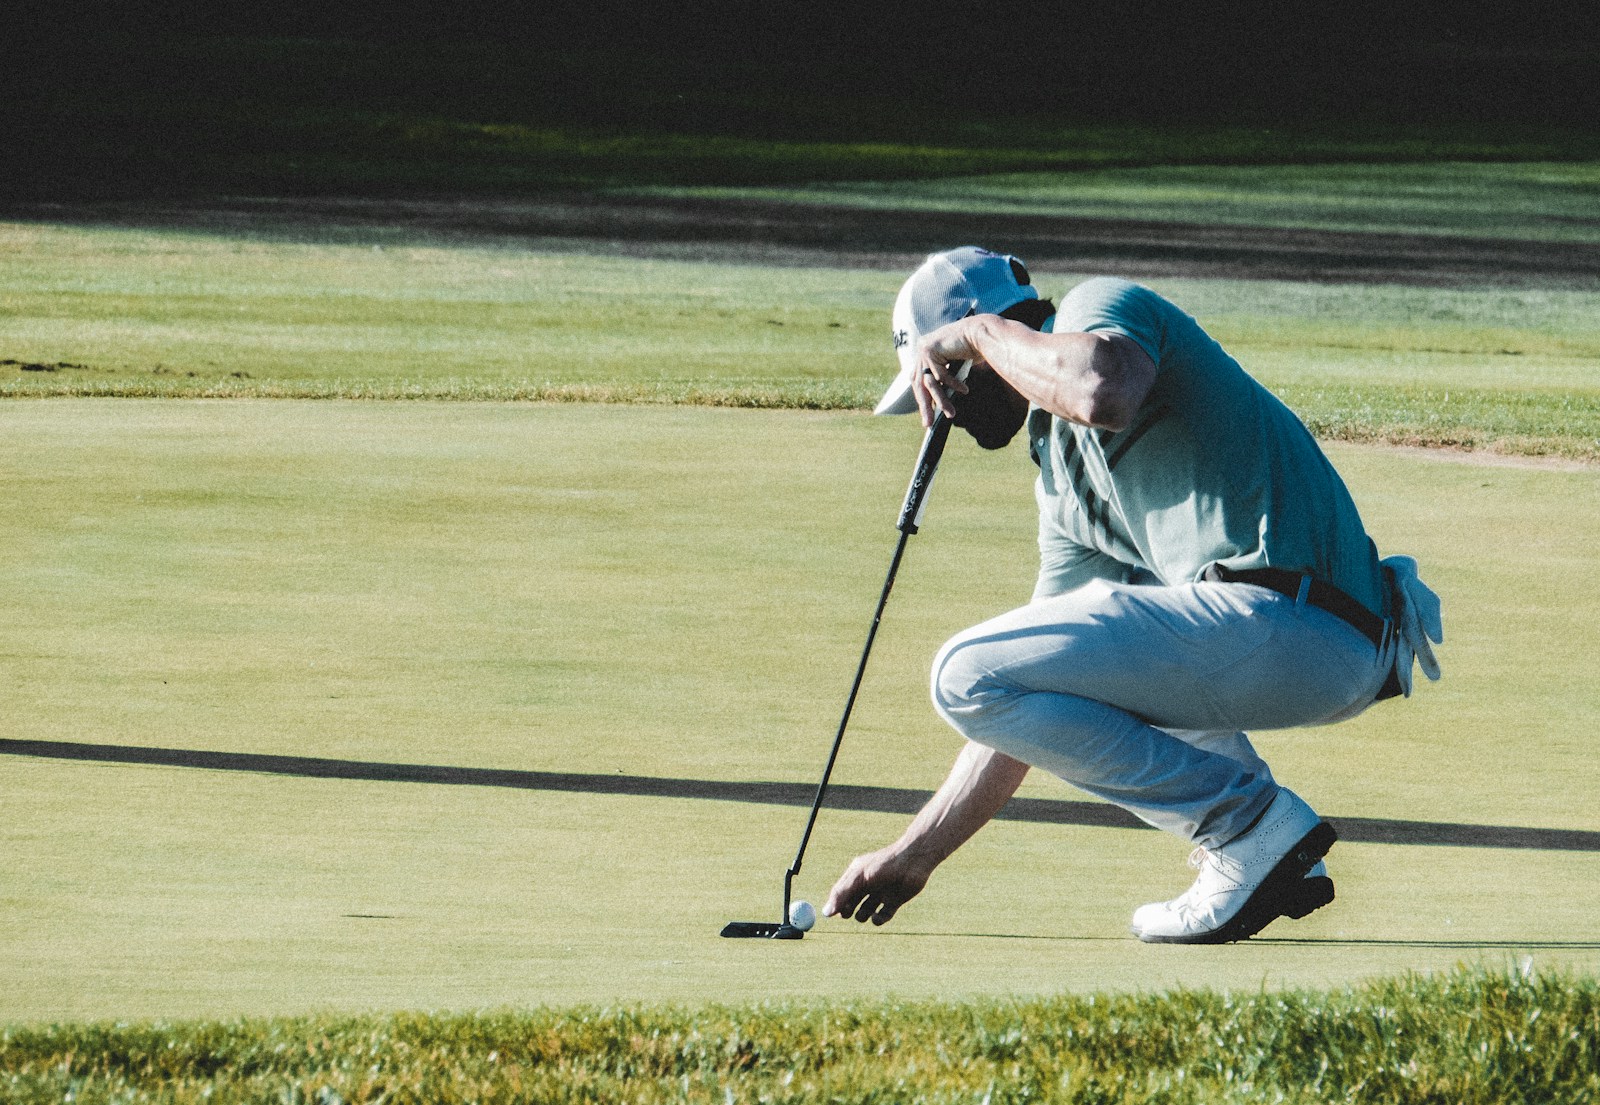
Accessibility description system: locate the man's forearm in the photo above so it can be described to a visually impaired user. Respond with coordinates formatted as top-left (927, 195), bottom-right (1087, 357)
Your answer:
top-left (919, 316), bottom-right (1156, 432)
top-left (892, 741), bottom-right (1031, 874)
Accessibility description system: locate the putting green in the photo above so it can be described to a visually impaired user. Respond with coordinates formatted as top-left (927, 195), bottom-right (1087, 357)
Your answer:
top-left (2, 401), bottom-right (1596, 1022)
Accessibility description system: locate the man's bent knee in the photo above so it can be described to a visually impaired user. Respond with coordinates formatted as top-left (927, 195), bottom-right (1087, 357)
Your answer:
top-left (930, 628), bottom-right (1007, 728)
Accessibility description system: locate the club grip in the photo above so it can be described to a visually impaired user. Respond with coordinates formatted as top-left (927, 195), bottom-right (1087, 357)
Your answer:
top-left (896, 411), bottom-right (952, 534)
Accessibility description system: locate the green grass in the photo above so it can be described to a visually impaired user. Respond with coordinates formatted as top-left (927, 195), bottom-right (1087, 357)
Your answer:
top-left (0, 223), bottom-right (887, 408)
top-left (5, 220), bottom-right (1600, 458)
top-left (2, 967), bottom-right (1596, 1104)
top-left (2, 402), bottom-right (1598, 1025)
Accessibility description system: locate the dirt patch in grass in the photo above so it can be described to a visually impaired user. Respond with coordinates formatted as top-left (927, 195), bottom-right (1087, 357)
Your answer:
top-left (0, 359), bottom-right (90, 373)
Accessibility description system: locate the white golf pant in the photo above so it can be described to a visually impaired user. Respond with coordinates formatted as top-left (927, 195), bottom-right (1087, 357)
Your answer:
top-left (931, 577), bottom-right (1396, 848)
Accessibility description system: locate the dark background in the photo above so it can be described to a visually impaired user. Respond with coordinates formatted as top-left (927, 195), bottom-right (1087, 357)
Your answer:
top-left (6, 1), bottom-right (1599, 201)
top-left (15, 1), bottom-right (1598, 115)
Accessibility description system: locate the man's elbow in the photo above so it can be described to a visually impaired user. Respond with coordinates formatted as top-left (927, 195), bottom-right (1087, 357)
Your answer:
top-left (1085, 337), bottom-right (1156, 431)
top-left (1078, 373), bottom-right (1143, 432)
top-left (1044, 371), bottom-right (1143, 431)
top-left (1083, 392), bottom-right (1139, 432)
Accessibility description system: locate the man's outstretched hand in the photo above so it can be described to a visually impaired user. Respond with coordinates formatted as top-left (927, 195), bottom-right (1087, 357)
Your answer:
top-left (821, 743), bottom-right (1031, 927)
top-left (822, 846), bottom-right (932, 926)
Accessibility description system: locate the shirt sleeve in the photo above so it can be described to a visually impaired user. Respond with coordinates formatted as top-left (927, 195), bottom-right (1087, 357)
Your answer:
top-left (1054, 277), bottom-right (1168, 370)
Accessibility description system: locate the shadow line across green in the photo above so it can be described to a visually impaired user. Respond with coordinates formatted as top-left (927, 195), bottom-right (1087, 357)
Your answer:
top-left (6, 738), bottom-right (1596, 854)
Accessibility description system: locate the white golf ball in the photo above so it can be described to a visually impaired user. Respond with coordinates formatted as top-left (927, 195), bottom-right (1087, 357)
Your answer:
top-left (788, 899), bottom-right (817, 932)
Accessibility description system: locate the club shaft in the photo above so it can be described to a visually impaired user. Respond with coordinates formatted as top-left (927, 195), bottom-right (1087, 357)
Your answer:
top-left (784, 412), bottom-right (952, 920)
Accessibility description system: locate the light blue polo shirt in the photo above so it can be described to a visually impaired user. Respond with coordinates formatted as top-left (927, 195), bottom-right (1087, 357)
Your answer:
top-left (1030, 277), bottom-right (1386, 618)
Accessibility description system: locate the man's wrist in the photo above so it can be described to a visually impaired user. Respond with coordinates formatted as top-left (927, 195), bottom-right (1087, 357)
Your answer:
top-left (888, 834), bottom-right (947, 881)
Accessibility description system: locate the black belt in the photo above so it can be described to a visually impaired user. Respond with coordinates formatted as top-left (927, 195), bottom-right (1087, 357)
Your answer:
top-left (1202, 564), bottom-right (1402, 701)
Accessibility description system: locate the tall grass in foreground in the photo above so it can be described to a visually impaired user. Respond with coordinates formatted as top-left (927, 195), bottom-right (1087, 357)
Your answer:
top-left (3, 967), bottom-right (1595, 1104)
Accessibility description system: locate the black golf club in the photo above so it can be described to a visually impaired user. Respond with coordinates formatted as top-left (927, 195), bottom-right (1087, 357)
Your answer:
top-left (723, 401), bottom-right (957, 940)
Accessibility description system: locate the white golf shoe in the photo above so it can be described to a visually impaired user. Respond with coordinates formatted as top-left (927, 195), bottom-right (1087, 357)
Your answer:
top-left (1130, 788), bottom-right (1336, 944)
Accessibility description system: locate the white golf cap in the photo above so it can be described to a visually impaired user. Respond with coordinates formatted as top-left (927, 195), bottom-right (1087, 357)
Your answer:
top-left (876, 246), bottom-right (1038, 415)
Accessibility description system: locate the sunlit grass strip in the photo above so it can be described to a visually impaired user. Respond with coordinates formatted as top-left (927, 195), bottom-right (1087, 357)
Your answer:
top-left (639, 161), bottom-right (1600, 245)
top-left (2, 966), bottom-right (1595, 1104)
top-left (5, 223), bottom-right (1597, 459)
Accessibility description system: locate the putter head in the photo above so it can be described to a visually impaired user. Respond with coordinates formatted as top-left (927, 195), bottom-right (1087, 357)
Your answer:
top-left (720, 921), bottom-right (805, 940)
